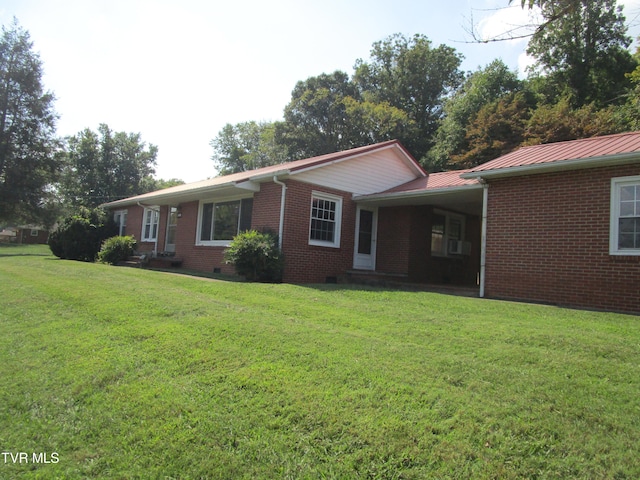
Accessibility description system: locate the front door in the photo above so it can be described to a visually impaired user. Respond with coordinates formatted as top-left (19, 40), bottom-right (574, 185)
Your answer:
top-left (165, 207), bottom-right (178, 252)
top-left (353, 206), bottom-right (377, 270)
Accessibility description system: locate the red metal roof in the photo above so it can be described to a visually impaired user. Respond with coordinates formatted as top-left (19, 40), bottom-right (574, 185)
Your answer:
top-left (382, 169), bottom-right (479, 194)
top-left (467, 131), bottom-right (640, 174)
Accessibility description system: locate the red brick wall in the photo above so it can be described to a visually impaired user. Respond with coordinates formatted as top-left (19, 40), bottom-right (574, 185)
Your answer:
top-left (173, 200), bottom-right (232, 274)
top-left (280, 180), bottom-right (357, 283)
top-left (376, 207), bottom-right (412, 275)
top-left (485, 164), bottom-right (640, 314)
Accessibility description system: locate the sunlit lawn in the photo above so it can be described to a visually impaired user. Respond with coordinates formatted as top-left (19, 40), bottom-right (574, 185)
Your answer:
top-left (1, 244), bottom-right (639, 479)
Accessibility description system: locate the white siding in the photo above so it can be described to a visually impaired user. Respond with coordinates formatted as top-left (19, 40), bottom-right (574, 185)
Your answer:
top-left (292, 150), bottom-right (421, 195)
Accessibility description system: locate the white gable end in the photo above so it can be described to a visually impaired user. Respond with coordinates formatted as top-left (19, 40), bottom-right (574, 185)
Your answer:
top-left (291, 150), bottom-right (421, 195)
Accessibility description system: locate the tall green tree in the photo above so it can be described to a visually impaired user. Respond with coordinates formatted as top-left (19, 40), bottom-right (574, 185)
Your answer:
top-left (427, 59), bottom-right (521, 171)
top-left (0, 19), bottom-right (60, 224)
top-left (276, 71), bottom-right (411, 160)
top-left (526, 0), bottom-right (636, 107)
top-left (212, 121), bottom-right (288, 174)
top-left (354, 34), bottom-right (464, 160)
top-left (61, 124), bottom-right (158, 208)
top-left (452, 91), bottom-right (536, 168)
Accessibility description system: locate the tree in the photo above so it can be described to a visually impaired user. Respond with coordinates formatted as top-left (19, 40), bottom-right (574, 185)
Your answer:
top-left (452, 91), bottom-right (535, 167)
top-left (276, 71), bottom-right (412, 160)
top-left (61, 124), bottom-right (158, 208)
top-left (211, 121), bottom-right (288, 175)
top-left (523, 97), bottom-right (621, 145)
top-left (0, 19), bottom-right (60, 224)
top-left (427, 60), bottom-right (521, 171)
top-left (354, 34), bottom-right (464, 160)
top-left (526, 0), bottom-right (636, 107)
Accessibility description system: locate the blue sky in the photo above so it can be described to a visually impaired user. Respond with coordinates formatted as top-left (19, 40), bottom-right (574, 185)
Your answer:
top-left (2, 0), bottom-right (640, 182)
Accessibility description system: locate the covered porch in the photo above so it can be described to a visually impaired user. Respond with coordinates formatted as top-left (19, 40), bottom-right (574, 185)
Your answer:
top-left (352, 172), bottom-right (485, 291)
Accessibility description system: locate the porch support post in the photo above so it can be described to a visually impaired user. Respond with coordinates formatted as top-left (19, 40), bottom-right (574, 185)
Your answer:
top-left (479, 180), bottom-right (488, 298)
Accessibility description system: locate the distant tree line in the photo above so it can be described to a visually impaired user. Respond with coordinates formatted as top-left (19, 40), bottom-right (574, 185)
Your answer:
top-left (212, 0), bottom-right (640, 174)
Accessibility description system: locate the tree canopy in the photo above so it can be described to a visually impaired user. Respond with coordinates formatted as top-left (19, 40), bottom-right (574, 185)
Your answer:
top-left (61, 124), bottom-right (159, 208)
top-left (0, 19), bottom-right (60, 225)
top-left (526, 0), bottom-right (635, 107)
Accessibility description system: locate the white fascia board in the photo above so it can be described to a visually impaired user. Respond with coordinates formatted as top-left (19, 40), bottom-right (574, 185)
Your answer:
top-left (235, 180), bottom-right (261, 192)
top-left (248, 169), bottom-right (291, 182)
top-left (460, 152), bottom-right (640, 180)
top-left (353, 183), bottom-right (483, 203)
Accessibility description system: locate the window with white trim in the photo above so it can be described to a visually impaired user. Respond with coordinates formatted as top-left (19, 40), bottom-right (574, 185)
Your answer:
top-left (197, 198), bottom-right (253, 246)
top-left (309, 192), bottom-right (342, 248)
top-left (431, 210), bottom-right (465, 257)
top-left (113, 209), bottom-right (127, 236)
top-left (610, 176), bottom-right (640, 255)
top-left (141, 207), bottom-right (159, 242)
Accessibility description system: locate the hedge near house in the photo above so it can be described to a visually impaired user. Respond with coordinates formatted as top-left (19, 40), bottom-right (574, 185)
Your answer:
top-left (224, 230), bottom-right (284, 282)
top-left (97, 235), bottom-right (137, 265)
top-left (48, 208), bottom-right (118, 261)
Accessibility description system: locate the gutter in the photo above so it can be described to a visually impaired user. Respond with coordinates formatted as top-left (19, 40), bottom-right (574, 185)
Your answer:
top-left (273, 176), bottom-right (287, 249)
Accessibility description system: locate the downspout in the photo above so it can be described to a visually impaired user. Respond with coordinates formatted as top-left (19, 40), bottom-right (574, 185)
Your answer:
top-left (273, 176), bottom-right (287, 249)
top-left (479, 180), bottom-right (488, 298)
top-left (138, 202), bottom-right (160, 256)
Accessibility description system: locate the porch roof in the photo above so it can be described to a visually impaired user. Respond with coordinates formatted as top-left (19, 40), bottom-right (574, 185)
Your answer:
top-left (461, 131), bottom-right (640, 179)
top-left (354, 170), bottom-right (483, 215)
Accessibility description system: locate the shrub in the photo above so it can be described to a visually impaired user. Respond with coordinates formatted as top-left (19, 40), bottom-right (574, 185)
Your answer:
top-left (98, 235), bottom-right (137, 265)
top-left (48, 207), bottom-right (118, 261)
top-left (224, 230), bottom-right (284, 282)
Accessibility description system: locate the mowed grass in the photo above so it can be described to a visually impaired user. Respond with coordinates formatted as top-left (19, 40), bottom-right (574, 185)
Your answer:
top-left (1, 245), bottom-right (639, 479)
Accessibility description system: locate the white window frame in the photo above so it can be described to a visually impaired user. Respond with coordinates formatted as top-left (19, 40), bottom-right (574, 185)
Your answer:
top-left (195, 196), bottom-right (251, 247)
top-left (113, 209), bottom-right (128, 236)
top-left (610, 175), bottom-right (640, 256)
top-left (141, 207), bottom-right (159, 242)
top-left (309, 191), bottom-right (343, 248)
top-left (431, 209), bottom-right (466, 258)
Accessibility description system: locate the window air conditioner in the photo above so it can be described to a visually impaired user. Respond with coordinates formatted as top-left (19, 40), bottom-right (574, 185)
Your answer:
top-left (448, 239), bottom-right (463, 255)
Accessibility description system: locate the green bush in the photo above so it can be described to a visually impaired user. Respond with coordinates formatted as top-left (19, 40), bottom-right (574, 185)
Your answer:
top-left (48, 207), bottom-right (118, 262)
top-left (98, 235), bottom-right (137, 265)
top-left (224, 230), bottom-right (284, 282)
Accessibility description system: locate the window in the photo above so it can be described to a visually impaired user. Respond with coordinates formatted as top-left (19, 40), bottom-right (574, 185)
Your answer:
top-left (610, 176), bottom-right (640, 255)
top-left (141, 207), bottom-right (159, 242)
top-left (114, 210), bottom-right (127, 236)
top-left (30, 229), bottom-right (39, 237)
top-left (431, 210), bottom-right (465, 257)
top-left (197, 198), bottom-right (253, 245)
top-left (309, 192), bottom-right (342, 248)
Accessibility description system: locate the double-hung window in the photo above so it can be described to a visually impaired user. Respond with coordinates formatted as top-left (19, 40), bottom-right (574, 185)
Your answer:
top-left (114, 210), bottom-right (128, 236)
top-left (197, 198), bottom-right (253, 246)
top-left (141, 207), bottom-right (159, 242)
top-left (610, 176), bottom-right (640, 255)
top-left (431, 209), bottom-right (465, 257)
top-left (309, 192), bottom-right (342, 248)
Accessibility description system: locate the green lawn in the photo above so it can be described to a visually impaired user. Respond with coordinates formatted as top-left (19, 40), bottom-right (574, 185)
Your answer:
top-left (1, 244), bottom-right (639, 479)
